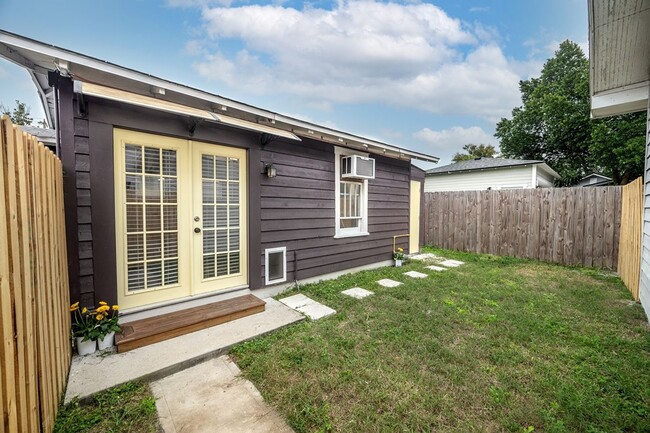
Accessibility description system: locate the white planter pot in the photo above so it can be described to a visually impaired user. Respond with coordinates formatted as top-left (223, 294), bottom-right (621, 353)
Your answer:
top-left (76, 337), bottom-right (96, 356)
top-left (395, 259), bottom-right (403, 267)
top-left (98, 332), bottom-right (115, 350)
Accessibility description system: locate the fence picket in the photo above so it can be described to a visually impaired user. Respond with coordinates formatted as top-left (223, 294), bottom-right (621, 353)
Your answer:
top-left (423, 185), bottom-right (631, 272)
top-left (1, 116), bottom-right (70, 433)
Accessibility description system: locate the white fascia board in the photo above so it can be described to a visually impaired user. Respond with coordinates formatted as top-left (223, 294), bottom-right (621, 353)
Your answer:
top-left (591, 82), bottom-right (649, 118)
top-left (537, 163), bottom-right (560, 179)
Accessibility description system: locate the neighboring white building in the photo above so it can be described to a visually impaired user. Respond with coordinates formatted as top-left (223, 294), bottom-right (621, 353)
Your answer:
top-left (588, 0), bottom-right (649, 319)
top-left (424, 157), bottom-right (560, 193)
top-left (576, 173), bottom-right (612, 187)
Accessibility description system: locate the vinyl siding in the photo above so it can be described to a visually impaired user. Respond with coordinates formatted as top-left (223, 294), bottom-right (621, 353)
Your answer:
top-left (536, 169), bottom-right (556, 188)
top-left (640, 94), bottom-right (650, 321)
top-left (424, 166), bottom-right (537, 192)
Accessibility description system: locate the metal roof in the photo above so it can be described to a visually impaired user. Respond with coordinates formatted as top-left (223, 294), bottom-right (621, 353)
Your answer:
top-left (0, 30), bottom-right (439, 163)
top-left (588, 0), bottom-right (650, 118)
top-left (425, 157), bottom-right (559, 178)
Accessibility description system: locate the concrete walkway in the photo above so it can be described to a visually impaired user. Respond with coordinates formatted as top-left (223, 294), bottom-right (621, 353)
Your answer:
top-left (152, 356), bottom-right (294, 433)
top-left (65, 297), bottom-right (304, 403)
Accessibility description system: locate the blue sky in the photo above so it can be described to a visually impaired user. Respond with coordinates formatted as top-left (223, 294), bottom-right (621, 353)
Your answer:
top-left (0, 0), bottom-right (588, 168)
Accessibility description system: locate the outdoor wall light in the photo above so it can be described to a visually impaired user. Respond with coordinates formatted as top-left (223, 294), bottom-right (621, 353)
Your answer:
top-left (265, 163), bottom-right (277, 178)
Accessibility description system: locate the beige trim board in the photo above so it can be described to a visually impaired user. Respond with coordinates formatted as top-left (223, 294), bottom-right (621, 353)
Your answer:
top-left (409, 180), bottom-right (421, 254)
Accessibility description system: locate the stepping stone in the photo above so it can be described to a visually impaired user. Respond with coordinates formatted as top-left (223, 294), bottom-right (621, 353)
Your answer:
top-left (279, 294), bottom-right (336, 320)
top-left (377, 278), bottom-right (402, 288)
top-left (341, 287), bottom-right (374, 299)
top-left (404, 271), bottom-right (428, 279)
top-left (439, 259), bottom-right (464, 267)
top-left (409, 253), bottom-right (442, 261)
top-left (426, 265), bottom-right (447, 272)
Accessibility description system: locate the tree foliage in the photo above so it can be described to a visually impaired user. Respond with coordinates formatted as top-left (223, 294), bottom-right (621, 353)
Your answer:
top-left (452, 144), bottom-right (498, 162)
top-left (1, 100), bottom-right (34, 126)
top-left (495, 40), bottom-right (646, 186)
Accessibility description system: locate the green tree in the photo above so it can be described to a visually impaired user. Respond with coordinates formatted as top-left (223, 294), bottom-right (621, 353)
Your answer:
top-left (496, 40), bottom-right (593, 185)
top-left (451, 144), bottom-right (498, 162)
top-left (590, 113), bottom-right (646, 184)
top-left (1, 100), bottom-right (34, 126)
top-left (496, 40), bottom-right (647, 186)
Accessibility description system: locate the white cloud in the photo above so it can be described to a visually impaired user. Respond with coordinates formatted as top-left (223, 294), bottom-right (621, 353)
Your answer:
top-left (413, 125), bottom-right (497, 159)
top-left (182, 1), bottom-right (535, 121)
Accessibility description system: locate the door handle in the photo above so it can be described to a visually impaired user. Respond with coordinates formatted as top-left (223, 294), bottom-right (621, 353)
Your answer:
top-left (194, 227), bottom-right (201, 233)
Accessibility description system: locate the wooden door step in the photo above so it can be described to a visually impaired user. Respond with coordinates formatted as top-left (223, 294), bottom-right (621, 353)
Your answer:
top-left (115, 294), bottom-right (266, 353)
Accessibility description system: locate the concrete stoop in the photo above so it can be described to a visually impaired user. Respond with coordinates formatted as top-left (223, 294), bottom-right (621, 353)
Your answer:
top-left (64, 297), bottom-right (304, 404)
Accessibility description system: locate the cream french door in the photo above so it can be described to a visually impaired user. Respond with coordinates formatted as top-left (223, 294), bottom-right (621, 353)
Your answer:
top-left (114, 129), bottom-right (247, 310)
top-left (192, 142), bottom-right (247, 294)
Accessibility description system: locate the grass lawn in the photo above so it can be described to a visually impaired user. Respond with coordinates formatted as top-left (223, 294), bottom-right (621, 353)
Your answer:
top-left (54, 382), bottom-right (160, 433)
top-left (232, 248), bottom-right (650, 433)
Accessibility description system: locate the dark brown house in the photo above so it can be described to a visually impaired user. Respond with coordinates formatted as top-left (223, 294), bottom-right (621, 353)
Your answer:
top-left (0, 31), bottom-right (438, 322)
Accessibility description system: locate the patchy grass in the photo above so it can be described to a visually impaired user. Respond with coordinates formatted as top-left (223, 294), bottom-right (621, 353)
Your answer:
top-left (232, 248), bottom-right (650, 433)
top-left (54, 382), bottom-right (160, 433)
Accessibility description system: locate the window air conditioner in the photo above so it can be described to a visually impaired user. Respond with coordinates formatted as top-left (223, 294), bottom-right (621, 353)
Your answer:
top-left (341, 155), bottom-right (375, 179)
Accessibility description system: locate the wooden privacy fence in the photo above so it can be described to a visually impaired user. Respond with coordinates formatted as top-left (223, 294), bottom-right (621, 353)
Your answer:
top-left (1, 116), bottom-right (71, 433)
top-left (617, 178), bottom-right (643, 300)
top-left (424, 186), bottom-right (622, 270)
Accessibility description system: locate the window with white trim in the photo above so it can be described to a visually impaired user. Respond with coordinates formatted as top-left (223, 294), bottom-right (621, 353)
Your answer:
top-left (335, 147), bottom-right (369, 237)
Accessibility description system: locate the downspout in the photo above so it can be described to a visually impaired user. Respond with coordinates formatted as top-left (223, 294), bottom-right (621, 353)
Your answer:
top-left (47, 71), bottom-right (62, 157)
top-left (54, 83), bottom-right (61, 157)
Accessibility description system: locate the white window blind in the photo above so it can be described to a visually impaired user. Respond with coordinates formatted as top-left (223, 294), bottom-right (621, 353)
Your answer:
top-left (201, 155), bottom-right (241, 279)
top-left (124, 144), bottom-right (179, 292)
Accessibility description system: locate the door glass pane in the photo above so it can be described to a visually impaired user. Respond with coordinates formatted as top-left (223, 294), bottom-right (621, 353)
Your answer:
top-left (144, 147), bottom-right (160, 174)
top-left (125, 145), bottom-right (142, 173)
top-left (215, 157), bottom-right (227, 180)
top-left (147, 261), bottom-right (163, 288)
top-left (164, 260), bottom-right (179, 285)
top-left (123, 144), bottom-right (179, 292)
top-left (201, 153), bottom-right (241, 280)
top-left (162, 150), bottom-right (176, 176)
top-left (203, 255), bottom-right (215, 279)
top-left (128, 264), bottom-right (145, 291)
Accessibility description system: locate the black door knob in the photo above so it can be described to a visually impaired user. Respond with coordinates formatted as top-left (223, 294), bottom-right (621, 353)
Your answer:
top-left (194, 227), bottom-right (201, 233)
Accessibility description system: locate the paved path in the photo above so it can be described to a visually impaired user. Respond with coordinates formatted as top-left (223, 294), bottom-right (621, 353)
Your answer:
top-left (65, 297), bottom-right (304, 403)
top-left (152, 356), bottom-right (294, 433)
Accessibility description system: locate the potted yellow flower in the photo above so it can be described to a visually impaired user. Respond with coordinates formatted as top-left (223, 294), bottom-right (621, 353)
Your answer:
top-left (70, 302), bottom-right (99, 355)
top-left (96, 301), bottom-right (120, 350)
top-left (393, 248), bottom-right (405, 267)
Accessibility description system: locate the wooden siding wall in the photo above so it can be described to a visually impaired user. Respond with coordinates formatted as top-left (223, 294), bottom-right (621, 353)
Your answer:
top-left (260, 138), bottom-right (411, 282)
top-left (424, 187), bottom-right (622, 270)
top-left (618, 177), bottom-right (643, 300)
top-left (1, 117), bottom-right (71, 433)
top-left (74, 108), bottom-right (94, 306)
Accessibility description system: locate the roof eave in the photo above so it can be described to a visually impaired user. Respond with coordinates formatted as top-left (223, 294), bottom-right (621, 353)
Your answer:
top-left (590, 82), bottom-right (649, 118)
top-left (0, 30), bottom-right (439, 163)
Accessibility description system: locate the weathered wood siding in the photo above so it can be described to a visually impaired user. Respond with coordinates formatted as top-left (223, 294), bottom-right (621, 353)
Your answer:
top-left (424, 187), bottom-right (622, 270)
top-left (260, 138), bottom-right (411, 283)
